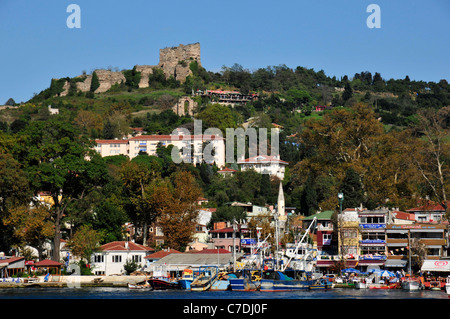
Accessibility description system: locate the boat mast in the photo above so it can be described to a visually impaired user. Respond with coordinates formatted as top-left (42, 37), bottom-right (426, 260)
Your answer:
top-left (282, 217), bottom-right (317, 271)
top-left (408, 229), bottom-right (412, 276)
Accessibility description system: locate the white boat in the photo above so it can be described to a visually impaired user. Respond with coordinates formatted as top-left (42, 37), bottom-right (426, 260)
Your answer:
top-left (401, 278), bottom-right (421, 291)
top-left (354, 279), bottom-right (367, 289)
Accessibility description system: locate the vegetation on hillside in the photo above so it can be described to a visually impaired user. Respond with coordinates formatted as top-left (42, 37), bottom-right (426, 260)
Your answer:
top-left (0, 62), bottom-right (448, 259)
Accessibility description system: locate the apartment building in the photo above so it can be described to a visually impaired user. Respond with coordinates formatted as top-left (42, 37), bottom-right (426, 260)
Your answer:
top-left (94, 134), bottom-right (226, 167)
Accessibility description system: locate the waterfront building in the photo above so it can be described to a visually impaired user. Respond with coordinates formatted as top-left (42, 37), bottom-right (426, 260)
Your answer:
top-left (209, 222), bottom-right (241, 253)
top-left (358, 209), bottom-right (388, 271)
top-left (406, 200), bottom-right (449, 223)
top-left (91, 241), bottom-right (154, 276)
top-left (385, 223), bottom-right (449, 271)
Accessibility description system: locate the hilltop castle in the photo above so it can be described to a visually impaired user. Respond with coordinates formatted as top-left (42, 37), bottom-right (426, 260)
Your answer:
top-left (57, 43), bottom-right (201, 96)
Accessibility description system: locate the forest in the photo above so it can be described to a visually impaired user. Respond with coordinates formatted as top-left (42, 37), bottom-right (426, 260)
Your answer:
top-left (0, 61), bottom-right (448, 263)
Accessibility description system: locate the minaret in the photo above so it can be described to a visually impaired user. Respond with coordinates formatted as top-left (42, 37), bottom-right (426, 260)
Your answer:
top-left (277, 182), bottom-right (286, 220)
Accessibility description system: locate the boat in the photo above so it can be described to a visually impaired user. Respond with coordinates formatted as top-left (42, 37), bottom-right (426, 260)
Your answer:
top-left (190, 266), bottom-right (219, 291)
top-left (368, 282), bottom-right (400, 289)
top-left (260, 270), bottom-right (315, 292)
top-left (309, 277), bottom-right (333, 290)
top-left (210, 272), bottom-right (237, 291)
top-left (354, 278), bottom-right (367, 289)
top-left (178, 269), bottom-right (195, 289)
top-left (128, 280), bottom-right (152, 289)
top-left (401, 277), bottom-right (421, 291)
top-left (229, 270), bottom-right (262, 291)
top-left (147, 277), bottom-right (181, 290)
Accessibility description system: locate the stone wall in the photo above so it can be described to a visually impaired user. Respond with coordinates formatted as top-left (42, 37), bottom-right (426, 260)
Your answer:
top-left (56, 43), bottom-right (201, 96)
top-left (173, 96), bottom-right (198, 116)
top-left (158, 42), bottom-right (201, 82)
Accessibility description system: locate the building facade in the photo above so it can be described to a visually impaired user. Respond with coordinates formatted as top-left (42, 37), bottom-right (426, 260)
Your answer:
top-left (237, 155), bottom-right (288, 180)
top-left (94, 134), bottom-right (226, 167)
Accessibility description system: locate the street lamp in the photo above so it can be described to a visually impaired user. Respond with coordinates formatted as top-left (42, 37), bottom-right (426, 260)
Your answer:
top-left (338, 192), bottom-right (344, 214)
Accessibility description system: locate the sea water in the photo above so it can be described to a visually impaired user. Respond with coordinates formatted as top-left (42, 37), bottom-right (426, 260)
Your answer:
top-left (0, 287), bottom-right (447, 299)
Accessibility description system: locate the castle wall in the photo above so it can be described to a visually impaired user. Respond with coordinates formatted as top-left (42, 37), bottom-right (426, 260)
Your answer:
top-left (56, 43), bottom-right (200, 96)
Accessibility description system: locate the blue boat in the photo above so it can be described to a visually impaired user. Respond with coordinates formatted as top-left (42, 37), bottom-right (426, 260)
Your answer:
top-left (210, 272), bottom-right (237, 291)
top-left (229, 270), bottom-right (262, 291)
top-left (190, 266), bottom-right (219, 291)
top-left (178, 269), bottom-right (195, 289)
top-left (260, 270), bottom-right (315, 292)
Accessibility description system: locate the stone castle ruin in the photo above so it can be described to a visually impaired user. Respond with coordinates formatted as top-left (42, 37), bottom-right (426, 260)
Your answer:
top-left (57, 43), bottom-right (201, 96)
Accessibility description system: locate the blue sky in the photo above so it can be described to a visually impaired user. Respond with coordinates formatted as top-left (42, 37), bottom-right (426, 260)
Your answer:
top-left (0, 0), bottom-right (449, 103)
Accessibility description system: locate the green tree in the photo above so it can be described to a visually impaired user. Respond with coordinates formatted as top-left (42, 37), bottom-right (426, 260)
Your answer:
top-left (196, 104), bottom-right (237, 133)
top-left (300, 173), bottom-right (318, 216)
top-left (90, 71), bottom-right (100, 92)
top-left (12, 118), bottom-right (109, 262)
top-left (340, 167), bottom-right (364, 209)
top-left (342, 82), bottom-right (353, 101)
top-left (66, 225), bottom-right (102, 263)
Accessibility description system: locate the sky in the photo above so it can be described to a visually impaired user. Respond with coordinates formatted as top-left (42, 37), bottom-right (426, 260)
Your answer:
top-left (0, 0), bottom-right (449, 104)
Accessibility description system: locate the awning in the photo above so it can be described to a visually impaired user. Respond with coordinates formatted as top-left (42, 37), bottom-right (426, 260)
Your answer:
top-left (421, 260), bottom-right (450, 272)
top-left (385, 259), bottom-right (407, 268)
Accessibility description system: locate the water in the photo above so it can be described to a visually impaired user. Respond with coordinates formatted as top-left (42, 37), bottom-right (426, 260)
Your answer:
top-left (0, 286), bottom-right (447, 299)
top-left (0, 287), bottom-right (446, 317)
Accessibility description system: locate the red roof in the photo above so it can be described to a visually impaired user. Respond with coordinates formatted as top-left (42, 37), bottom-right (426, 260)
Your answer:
top-left (99, 241), bottom-right (155, 252)
top-left (0, 256), bottom-right (25, 265)
top-left (144, 249), bottom-right (182, 259)
top-left (406, 200), bottom-right (448, 213)
top-left (391, 211), bottom-right (415, 221)
top-left (95, 139), bottom-right (128, 144)
top-left (237, 155), bottom-right (288, 165)
top-left (129, 135), bottom-right (224, 141)
top-left (218, 167), bottom-right (237, 172)
top-left (34, 259), bottom-right (63, 266)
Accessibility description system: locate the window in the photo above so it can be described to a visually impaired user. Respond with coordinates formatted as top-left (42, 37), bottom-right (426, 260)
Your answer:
top-left (93, 255), bottom-right (104, 263)
top-left (323, 234), bottom-right (332, 245)
top-left (132, 255), bottom-right (142, 263)
top-left (112, 255), bottom-right (122, 263)
top-left (343, 229), bottom-right (357, 238)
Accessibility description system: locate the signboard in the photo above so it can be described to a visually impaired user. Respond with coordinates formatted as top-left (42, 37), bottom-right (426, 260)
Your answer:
top-left (241, 238), bottom-right (257, 247)
top-left (360, 224), bottom-right (386, 229)
top-left (421, 260), bottom-right (450, 272)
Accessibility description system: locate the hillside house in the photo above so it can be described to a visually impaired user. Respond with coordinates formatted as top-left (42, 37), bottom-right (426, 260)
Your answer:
top-left (237, 155), bottom-right (288, 180)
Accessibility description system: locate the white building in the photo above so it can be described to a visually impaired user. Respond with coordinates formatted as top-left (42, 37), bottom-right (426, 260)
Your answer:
top-left (94, 134), bottom-right (226, 167)
top-left (237, 155), bottom-right (288, 180)
top-left (90, 241), bottom-right (154, 276)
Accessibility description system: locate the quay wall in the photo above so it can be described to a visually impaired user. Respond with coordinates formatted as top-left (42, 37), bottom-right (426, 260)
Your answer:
top-left (0, 275), bottom-right (148, 288)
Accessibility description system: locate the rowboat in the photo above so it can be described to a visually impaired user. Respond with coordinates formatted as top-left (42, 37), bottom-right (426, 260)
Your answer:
top-left (128, 280), bottom-right (152, 289)
top-left (368, 282), bottom-right (400, 290)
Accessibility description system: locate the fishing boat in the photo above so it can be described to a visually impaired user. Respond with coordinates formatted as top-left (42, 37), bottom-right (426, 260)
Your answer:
top-left (210, 272), bottom-right (237, 291)
top-left (229, 270), bottom-right (262, 291)
top-left (260, 270), bottom-right (315, 292)
top-left (190, 266), bottom-right (219, 291)
top-left (147, 277), bottom-right (180, 290)
top-left (178, 269), bottom-right (195, 289)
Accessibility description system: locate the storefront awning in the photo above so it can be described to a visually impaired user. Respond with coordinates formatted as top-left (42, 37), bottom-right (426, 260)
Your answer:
top-left (385, 259), bottom-right (407, 267)
top-left (421, 260), bottom-right (450, 272)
